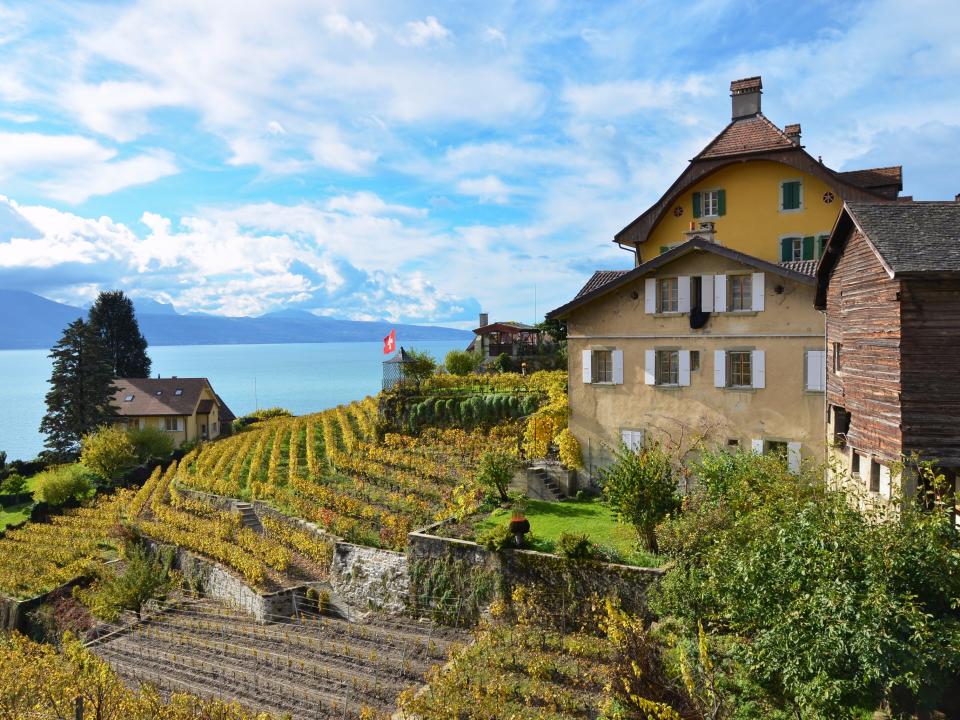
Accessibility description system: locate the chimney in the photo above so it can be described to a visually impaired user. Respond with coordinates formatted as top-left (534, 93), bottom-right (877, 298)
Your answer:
top-left (785, 123), bottom-right (801, 145)
top-left (730, 76), bottom-right (762, 119)
top-left (955, 193), bottom-right (960, 202)
top-left (479, 312), bottom-right (489, 328)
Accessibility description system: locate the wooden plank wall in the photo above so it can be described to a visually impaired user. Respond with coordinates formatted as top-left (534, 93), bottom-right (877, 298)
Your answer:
top-left (900, 279), bottom-right (960, 467)
top-left (825, 228), bottom-right (903, 461)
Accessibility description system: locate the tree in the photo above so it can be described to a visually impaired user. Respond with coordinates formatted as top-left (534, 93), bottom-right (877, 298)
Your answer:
top-left (536, 317), bottom-right (567, 343)
top-left (598, 442), bottom-right (680, 552)
top-left (404, 350), bottom-right (438, 389)
top-left (127, 426), bottom-right (175, 462)
top-left (444, 349), bottom-right (482, 376)
top-left (475, 450), bottom-right (518, 503)
top-left (88, 290), bottom-right (151, 378)
top-left (81, 425), bottom-right (138, 481)
top-left (40, 319), bottom-right (118, 456)
top-left (77, 545), bottom-right (174, 621)
top-left (32, 464), bottom-right (96, 506)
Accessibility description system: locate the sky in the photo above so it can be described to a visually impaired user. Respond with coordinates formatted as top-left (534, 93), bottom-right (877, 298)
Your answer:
top-left (0, 0), bottom-right (957, 328)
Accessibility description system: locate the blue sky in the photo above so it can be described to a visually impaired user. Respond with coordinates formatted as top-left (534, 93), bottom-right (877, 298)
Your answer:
top-left (0, 0), bottom-right (957, 327)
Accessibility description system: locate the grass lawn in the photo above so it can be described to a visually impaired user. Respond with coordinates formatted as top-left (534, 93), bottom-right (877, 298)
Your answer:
top-left (472, 497), bottom-right (661, 567)
top-left (0, 501), bottom-right (32, 530)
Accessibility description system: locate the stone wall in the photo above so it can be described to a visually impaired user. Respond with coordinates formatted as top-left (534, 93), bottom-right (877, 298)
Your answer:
top-left (329, 542), bottom-right (409, 618)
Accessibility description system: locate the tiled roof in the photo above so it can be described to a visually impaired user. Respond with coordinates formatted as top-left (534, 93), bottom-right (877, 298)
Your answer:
top-left (575, 270), bottom-right (630, 299)
top-left (837, 166), bottom-right (903, 197)
top-left (696, 114), bottom-right (795, 159)
top-left (474, 320), bottom-right (537, 334)
top-left (847, 202), bottom-right (960, 274)
top-left (215, 395), bottom-right (236, 422)
top-left (778, 260), bottom-right (818, 277)
top-left (196, 399), bottom-right (215, 414)
top-left (730, 76), bottom-right (761, 93)
top-left (113, 377), bottom-right (212, 417)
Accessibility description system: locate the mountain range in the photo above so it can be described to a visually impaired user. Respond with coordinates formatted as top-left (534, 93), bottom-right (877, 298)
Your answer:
top-left (0, 289), bottom-right (472, 350)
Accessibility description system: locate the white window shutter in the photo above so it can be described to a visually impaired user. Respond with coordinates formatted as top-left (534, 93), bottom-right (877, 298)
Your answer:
top-left (787, 442), bottom-right (802, 472)
top-left (714, 274), bottom-right (727, 312)
top-left (714, 350), bottom-right (726, 387)
top-left (679, 350), bottom-right (691, 386)
top-left (752, 350), bottom-right (765, 389)
top-left (582, 350), bottom-right (592, 384)
top-left (879, 465), bottom-right (891, 496)
top-left (751, 272), bottom-right (765, 311)
top-left (678, 276), bottom-right (691, 313)
top-left (751, 438), bottom-right (764, 454)
top-left (644, 278), bottom-right (656, 313)
top-left (806, 350), bottom-right (825, 391)
top-left (612, 349), bottom-right (624, 385)
top-left (701, 275), bottom-right (714, 312)
top-left (621, 430), bottom-right (643, 452)
top-left (644, 349), bottom-right (655, 385)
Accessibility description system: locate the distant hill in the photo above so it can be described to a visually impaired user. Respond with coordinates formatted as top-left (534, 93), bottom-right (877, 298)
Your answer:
top-left (0, 290), bottom-right (471, 350)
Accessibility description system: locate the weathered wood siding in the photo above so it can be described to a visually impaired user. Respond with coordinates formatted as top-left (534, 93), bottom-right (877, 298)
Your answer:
top-left (825, 228), bottom-right (902, 461)
top-left (900, 279), bottom-right (960, 466)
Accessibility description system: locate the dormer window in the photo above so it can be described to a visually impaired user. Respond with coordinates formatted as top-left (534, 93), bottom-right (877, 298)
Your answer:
top-left (174, 388), bottom-right (183, 396)
top-left (155, 390), bottom-right (163, 396)
top-left (123, 394), bottom-right (134, 402)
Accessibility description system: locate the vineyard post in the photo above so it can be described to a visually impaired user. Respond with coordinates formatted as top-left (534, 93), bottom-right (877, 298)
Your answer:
top-left (74, 696), bottom-right (83, 720)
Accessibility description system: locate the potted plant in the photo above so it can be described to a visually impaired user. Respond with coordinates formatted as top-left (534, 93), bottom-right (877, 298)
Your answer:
top-left (508, 498), bottom-right (530, 546)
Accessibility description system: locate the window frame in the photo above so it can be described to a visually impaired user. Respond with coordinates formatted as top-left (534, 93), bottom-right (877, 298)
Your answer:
top-left (655, 349), bottom-right (680, 387)
top-left (832, 342), bottom-right (842, 373)
top-left (591, 349), bottom-right (614, 384)
top-left (163, 417), bottom-right (182, 432)
top-left (780, 179), bottom-right (803, 212)
top-left (657, 277), bottom-right (679, 313)
top-left (727, 350), bottom-right (753, 388)
top-left (702, 189), bottom-right (721, 217)
top-left (728, 274), bottom-right (753, 312)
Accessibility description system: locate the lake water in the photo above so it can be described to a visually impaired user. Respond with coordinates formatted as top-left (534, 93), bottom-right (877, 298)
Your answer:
top-left (0, 340), bottom-right (466, 462)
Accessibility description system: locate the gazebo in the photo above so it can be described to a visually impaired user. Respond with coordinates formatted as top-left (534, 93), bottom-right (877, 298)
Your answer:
top-left (382, 346), bottom-right (414, 390)
top-left (472, 321), bottom-right (542, 358)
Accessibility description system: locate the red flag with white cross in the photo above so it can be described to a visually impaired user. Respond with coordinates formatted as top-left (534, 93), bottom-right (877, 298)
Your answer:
top-left (383, 329), bottom-right (396, 355)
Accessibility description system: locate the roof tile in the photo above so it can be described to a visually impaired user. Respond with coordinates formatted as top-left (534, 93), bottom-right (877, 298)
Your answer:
top-left (575, 270), bottom-right (630, 299)
top-left (696, 114), bottom-right (794, 159)
top-left (847, 202), bottom-right (960, 274)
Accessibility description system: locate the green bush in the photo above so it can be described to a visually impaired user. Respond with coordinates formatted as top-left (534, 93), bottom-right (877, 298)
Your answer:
top-left (32, 464), bottom-right (96, 506)
top-left (495, 352), bottom-right (513, 372)
top-left (475, 451), bottom-right (519, 503)
top-left (80, 425), bottom-right (138, 481)
top-left (0, 472), bottom-right (26, 495)
top-left (445, 349), bottom-right (482, 376)
top-left (76, 545), bottom-right (174, 621)
top-left (477, 523), bottom-right (514, 551)
top-left (127, 426), bottom-right (175, 463)
top-left (555, 532), bottom-right (597, 560)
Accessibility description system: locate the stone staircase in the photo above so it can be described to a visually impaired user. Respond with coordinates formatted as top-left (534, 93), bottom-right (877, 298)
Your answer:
top-left (529, 465), bottom-right (566, 501)
top-left (233, 502), bottom-right (264, 534)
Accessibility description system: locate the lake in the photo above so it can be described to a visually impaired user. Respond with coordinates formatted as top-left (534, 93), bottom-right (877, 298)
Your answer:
top-left (0, 339), bottom-right (467, 462)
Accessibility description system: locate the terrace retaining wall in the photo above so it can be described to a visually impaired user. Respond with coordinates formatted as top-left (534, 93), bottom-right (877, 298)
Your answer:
top-left (329, 542), bottom-right (408, 618)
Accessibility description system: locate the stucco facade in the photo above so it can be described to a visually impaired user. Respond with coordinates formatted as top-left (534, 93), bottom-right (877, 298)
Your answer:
top-left (559, 244), bottom-right (826, 476)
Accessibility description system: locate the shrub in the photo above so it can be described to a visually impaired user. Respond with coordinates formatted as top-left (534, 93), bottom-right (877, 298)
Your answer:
top-left (555, 532), bottom-right (597, 560)
top-left (477, 523), bottom-right (514, 551)
top-left (445, 349), bottom-right (482, 375)
top-left (495, 352), bottom-right (513, 372)
top-left (233, 407), bottom-right (292, 432)
top-left (475, 451), bottom-right (518, 503)
top-left (76, 545), bottom-right (174, 621)
top-left (80, 425), bottom-right (138, 481)
top-left (556, 428), bottom-right (583, 469)
top-left (127, 426), bottom-right (175, 463)
top-left (598, 442), bottom-right (679, 552)
top-left (32, 464), bottom-right (96, 506)
top-left (0, 472), bottom-right (26, 495)
top-left (404, 350), bottom-right (438, 388)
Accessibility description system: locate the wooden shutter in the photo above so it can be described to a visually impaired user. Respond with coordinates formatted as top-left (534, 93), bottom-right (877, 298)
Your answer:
top-left (787, 442), bottom-right (802, 473)
top-left (644, 278), bottom-right (656, 313)
top-left (678, 276), bottom-right (691, 313)
top-left (612, 350), bottom-right (624, 385)
top-left (644, 350), bottom-right (655, 385)
top-left (621, 430), bottom-right (643, 452)
top-left (802, 236), bottom-right (815, 261)
top-left (717, 189), bottom-right (726, 216)
top-left (692, 192), bottom-right (701, 218)
top-left (751, 272), bottom-right (765, 311)
top-left (751, 438), bottom-right (764, 454)
top-left (713, 274), bottom-right (727, 312)
top-left (714, 350), bottom-right (726, 387)
top-left (679, 350), bottom-right (691, 387)
top-left (582, 350), bottom-right (592, 384)
top-left (780, 237), bottom-right (793, 262)
top-left (879, 465), bottom-right (891, 496)
top-left (701, 275), bottom-right (714, 312)
top-left (806, 350), bottom-right (826, 391)
top-left (752, 350), bottom-right (765, 388)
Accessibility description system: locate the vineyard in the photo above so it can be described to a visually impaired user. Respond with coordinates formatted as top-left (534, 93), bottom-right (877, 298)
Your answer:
top-left (173, 396), bottom-right (521, 551)
top-left (88, 594), bottom-right (466, 720)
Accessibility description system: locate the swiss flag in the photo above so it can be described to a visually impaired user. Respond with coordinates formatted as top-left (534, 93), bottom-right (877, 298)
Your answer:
top-left (383, 329), bottom-right (396, 355)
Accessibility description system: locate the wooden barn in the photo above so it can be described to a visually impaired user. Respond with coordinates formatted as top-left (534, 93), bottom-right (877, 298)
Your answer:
top-left (816, 201), bottom-right (960, 505)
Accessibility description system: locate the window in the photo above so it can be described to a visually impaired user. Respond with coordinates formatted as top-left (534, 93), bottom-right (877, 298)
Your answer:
top-left (765, 440), bottom-right (788, 457)
top-left (851, 449), bottom-right (861, 476)
top-left (174, 388), bottom-right (183, 396)
top-left (727, 438), bottom-right (740, 448)
top-left (163, 417), bottom-right (182, 432)
top-left (702, 190), bottom-right (720, 217)
top-left (123, 394), bottom-right (134, 402)
top-left (656, 350), bottom-right (679, 386)
top-left (869, 460), bottom-right (881, 493)
top-left (832, 406), bottom-right (851, 445)
top-left (781, 180), bottom-right (802, 211)
top-left (692, 189), bottom-right (726, 218)
top-left (816, 234), bottom-right (829, 258)
top-left (658, 278), bottom-right (679, 313)
top-left (729, 274), bottom-right (752, 311)
top-left (690, 350), bottom-right (701, 371)
top-left (832, 342), bottom-right (842, 372)
top-left (155, 390), bottom-right (163, 396)
top-left (728, 351), bottom-right (752, 387)
top-left (592, 350), bottom-right (613, 383)
top-left (621, 429), bottom-right (644, 452)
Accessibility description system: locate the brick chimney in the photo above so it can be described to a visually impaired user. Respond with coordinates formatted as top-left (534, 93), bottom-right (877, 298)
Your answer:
top-left (785, 123), bottom-right (801, 145)
top-left (730, 76), bottom-right (762, 119)
top-left (479, 312), bottom-right (489, 328)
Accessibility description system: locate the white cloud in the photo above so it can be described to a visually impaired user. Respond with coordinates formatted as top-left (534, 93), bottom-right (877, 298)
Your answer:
top-left (325, 192), bottom-right (426, 218)
top-left (266, 120), bottom-right (286, 136)
top-left (483, 27), bottom-right (506, 46)
top-left (396, 16), bottom-right (450, 47)
top-left (562, 76), bottom-right (710, 118)
top-left (456, 175), bottom-right (513, 204)
top-left (324, 13), bottom-right (375, 47)
top-left (309, 127), bottom-right (378, 173)
top-left (62, 81), bottom-right (186, 142)
top-left (42, 150), bottom-right (179, 204)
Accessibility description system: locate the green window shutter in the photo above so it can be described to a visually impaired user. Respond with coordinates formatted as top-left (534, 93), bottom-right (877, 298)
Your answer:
top-left (782, 181), bottom-right (800, 210)
top-left (717, 189), bottom-right (726, 216)
top-left (780, 237), bottom-right (793, 262)
top-left (692, 192), bottom-right (701, 218)
top-left (802, 236), bottom-right (815, 261)
top-left (817, 235), bottom-right (828, 257)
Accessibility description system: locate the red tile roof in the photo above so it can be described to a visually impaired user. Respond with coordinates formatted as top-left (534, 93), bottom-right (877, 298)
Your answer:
top-left (730, 76), bottom-right (761, 93)
top-left (696, 114), bottom-right (795, 159)
top-left (575, 270), bottom-right (630, 299)
top-left (837, 166), bottom-right (902, 190)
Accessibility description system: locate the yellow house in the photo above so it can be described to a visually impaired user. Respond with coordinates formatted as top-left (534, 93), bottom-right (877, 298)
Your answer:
top-left (616, 76), bottom-right (901, 265)
top-left (111, 377), bottom-right (235, 447)
top-left (549, 239), bottom-right (825, 475)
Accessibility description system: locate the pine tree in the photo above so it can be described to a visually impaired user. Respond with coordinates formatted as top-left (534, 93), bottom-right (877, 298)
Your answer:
top-left (88, 290), bottom-right (152, 378)
top-left (40, 319), bottom-right (118, 456)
